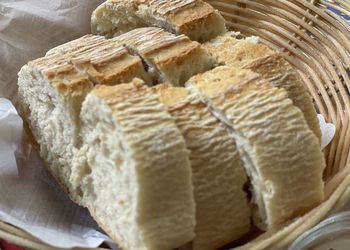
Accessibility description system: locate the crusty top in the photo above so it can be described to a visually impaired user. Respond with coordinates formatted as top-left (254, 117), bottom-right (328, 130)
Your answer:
top-left (186, 66), bottom-right (260, 98)
top-left (112, 27), bottom-right (201, 70)
top-left (139, 0), bottom-right (196, 15)
top-left (46, 35), bottom-right (107, 56)
top-left (36, 34), bottom-right (150, 87)
top-left (167, 0), bottom-right (219, 32)
top-left (28, 54), bottom-right (93, 96)
top-left (92, 78), bottom-right (146, 103)
top-left (71, 42), bottom-right (127, 66)
top-left (46, 35), bottom-right (129, 68)
top-left (113, 27), bottom-right (191, 54)
top-left (203, 34), bottom-right (274, 67)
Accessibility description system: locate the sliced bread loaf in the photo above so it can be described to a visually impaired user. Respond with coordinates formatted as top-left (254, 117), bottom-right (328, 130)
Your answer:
top-left (113, 27), bottom-right (212, 86)
top-left (203, 34), bottom-right (322, 140)
top-left (91, 0), bottom-right (226, 42)
top-left (186, 66), bottom-right (326, 229)
top-left (153, 84), bottom-right (251, 250)
top-left (71, 79), bottom-right (195, 250)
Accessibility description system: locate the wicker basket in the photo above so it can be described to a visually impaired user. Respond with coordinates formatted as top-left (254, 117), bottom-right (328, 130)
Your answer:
top-left (1, 0), bottom-right (350, 249)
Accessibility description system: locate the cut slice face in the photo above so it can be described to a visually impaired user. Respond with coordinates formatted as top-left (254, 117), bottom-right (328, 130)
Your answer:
top-left (71, 79), bottom-right (195, 250)
top-left (18, 54), bottom-right (94, 201)
top-left (203, 33), bottom-right (322, 140)
top-left (153, 84), bottom-right (251, 250)
top-left (186, 66), bottom-right (326, 229)
top-left (113, 27), bottom-right (212, 86)
top-left (91, 0), bottom-right (227, 42)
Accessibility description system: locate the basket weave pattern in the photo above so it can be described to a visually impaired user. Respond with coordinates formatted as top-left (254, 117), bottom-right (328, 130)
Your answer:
top-left (206, 0), bottom-right (350, 249)
top-left (1, 0), bottom-right (350, 249)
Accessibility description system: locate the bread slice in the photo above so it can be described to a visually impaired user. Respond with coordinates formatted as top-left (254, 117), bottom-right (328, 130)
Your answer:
top-left (71, 79), bottom-right (195, 250)
top-left (91, 0), bottom-right (226, 42)
top-left (186, 66), bottom-right (326, 229)
top-left (153, 84), bottom-right (250, 250)
top-left (17, 38), bottom-right (153, 202)
top-left (18, 56), bottom-right (93, 201)
top-left (113, 27), bottom-right (212, 86)
top-left (203, 34), bottom-right (322, 140)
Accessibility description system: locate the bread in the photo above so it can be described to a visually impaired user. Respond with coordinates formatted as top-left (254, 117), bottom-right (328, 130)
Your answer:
top-left (46, 34), bottom-right (152, 85)
top-left (18, 55), bottom-right (93, 201)
top-left (17, 37), bottom-right (153, 202)
top-left (203, 33), bottom-right (322, 140)
top-left (18, 15), bottom-right (326, 247)
top-left (186, 66), bottom-right (326, 229)
top-left (153, 84), bottom-right (251, 250)
top-left (113, 27), bottom-right (213, 86)
top-left (91, 0), bottom-right (227, 42)
top-left (71, 79), bottom-right (195, 250)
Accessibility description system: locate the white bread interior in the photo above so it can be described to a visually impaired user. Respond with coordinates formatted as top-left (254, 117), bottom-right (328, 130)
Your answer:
top-left (91, 0), bottom-right (226, 42)
top-left (113, 27), bottom-right (213, 86)
top-left (186, 66), bottom-right (326, 229)
top-left (71, 80), bottom-right (195, 250)
top-left (18, 56), bottom-right (93, 201)
top-left (203, 33), bottom-right (322, 140)
top-left (153, 85), bottom-right (251, 250)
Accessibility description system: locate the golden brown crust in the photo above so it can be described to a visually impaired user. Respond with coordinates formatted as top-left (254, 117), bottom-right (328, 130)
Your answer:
top-left (203, 36), bottom-right (274, 67)
top-left (150, 39), bottom-right (201, 68)
top-left (187, 66), bottom-right (261, 98)
top-left (152, 84), bottom-right (189, 106)
top-left (47, 35), bottom-right (152, 86)
top-left (113, 27), bottom-right (191, 55)
top-left (29, 34), bottom-right (152, 97)
top-left (169, 0), bottom-right (217, 33)
top-left (46, 35), bottom-right (107, 56)
top-left (28, 55), bottom-right (94, 97)
top-left (113, 27), bottom-right (211, 86)
top-left (139, 0), bottom-right (196, 15)
top-left (92, 78), bottom-right (146, 104)
top-left (113, 27), bottom-right (200, 68)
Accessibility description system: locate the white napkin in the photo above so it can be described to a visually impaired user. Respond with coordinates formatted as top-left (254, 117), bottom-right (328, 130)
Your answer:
top-left (0, 0), bottom-right (105, 103)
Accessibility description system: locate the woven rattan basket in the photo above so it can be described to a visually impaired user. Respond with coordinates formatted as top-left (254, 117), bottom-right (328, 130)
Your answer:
top-left (1, 0), bottom-right (350, 249)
